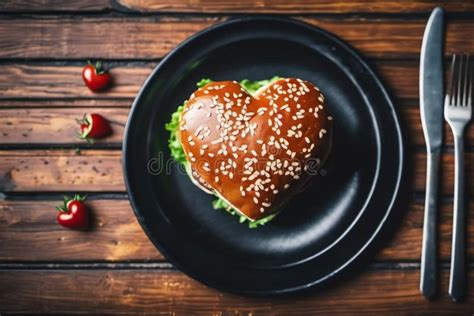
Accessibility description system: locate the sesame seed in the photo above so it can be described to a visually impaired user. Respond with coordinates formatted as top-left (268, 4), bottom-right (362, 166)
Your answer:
top-left (319, 128), bottom-right (327, 138)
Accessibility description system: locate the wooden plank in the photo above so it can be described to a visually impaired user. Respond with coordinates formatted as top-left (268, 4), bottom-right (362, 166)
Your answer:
top-left (0, 18), bottom-right (472, 59)
top-left (0, 17), bottom-right (217, 59)
top-left (0, 150), bottom-right (472, 195)
top-left (0, 200), bottom-right (161, 261)
top-left (0, 62), bottom-right (425, 100)
top-left (400, 106), bottom-right (474, 148)
top-left (0, 269), bottom-right (473, 314)
top-left (0, 150), bottom-right (124, 191)
top-left (0, 0), bottom-right (111, 12)
top-left (378, 200), bottom-right (474, 261)
top-left (0, 108), bottom-right (128, 145)
top-left (0, 99), bottom-right (132, 108)
top-left (0, 65), bottom-right (153, 99)
top-left (413, 152), bottom-right (473, 197)
top-left (1, 104), bottom-right (473, 147)
top-left (0, 198), bottom-right (472, 262)
top-left (2, 0), bottom-right (473, 14)
top-left (117, 0), bottom-right (474, 14)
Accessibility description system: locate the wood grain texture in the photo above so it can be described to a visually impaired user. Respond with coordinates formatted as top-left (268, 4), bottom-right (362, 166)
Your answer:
top-left (1, 104), bottom-right (472, 147)
top-left (0, 108), bottom-right (129, 145)
top-left (0, 0), bottom-right (111, 12)
top-left (0, 65), bottom-right (153, 99)
top-left (0, 150), bottom-right (472, 195)
top-left (0, 17), bottom-right (472, 59)
top-left (413, 152), bottom-right (474, 197)
top-left (0, 269), bottom-right (473, 314)
top-left (2, 0), bottom-right (473, 13)
top-left (0, 150), bottom-right (124, 191)
top-left (0, 99), bottom-right (132, 108)
top-left (0, 62), bottom-right (428, 99)
top-left (0, 198), bottom-right (473, 262)
top-left (117, 0), bottom-right (474, 13)
top-left (0, 200), bottom-right (161, 261)
top-left (378, 200), bottom-right (474, 261)
top-left (400, 106), bottom-right (474, 148)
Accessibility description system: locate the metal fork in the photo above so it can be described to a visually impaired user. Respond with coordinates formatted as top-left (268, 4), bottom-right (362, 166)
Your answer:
top-left (444, 54), bottom-right (472, 301)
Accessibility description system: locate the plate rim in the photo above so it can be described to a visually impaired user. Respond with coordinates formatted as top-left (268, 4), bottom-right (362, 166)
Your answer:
top-left (123, 16), bottom-right (405, 295)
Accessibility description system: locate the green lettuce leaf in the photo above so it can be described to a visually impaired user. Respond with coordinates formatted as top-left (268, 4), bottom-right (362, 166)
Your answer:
top-left (212, 197), bottom-right (277, 228)
top-left (166, 77), bottom-right (281, 228)
top-left (164, 105), bottom-right (186, 165)
top-left (197, 78), bottom-right (212, 88)
top-left (240, 76), bottom-right (282, 94)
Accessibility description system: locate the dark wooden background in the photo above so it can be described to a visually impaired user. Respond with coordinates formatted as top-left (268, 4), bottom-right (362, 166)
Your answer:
top-left (0, 0), bottom-right (473, 314)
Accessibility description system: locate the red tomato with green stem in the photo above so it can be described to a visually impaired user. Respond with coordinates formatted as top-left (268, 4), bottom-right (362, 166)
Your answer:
top-left (56, 195), bottom-right (89, 230)
top-left (82, 60), bottom-right (112, 92)
top-left (78, 113), bottom-right (112, 142)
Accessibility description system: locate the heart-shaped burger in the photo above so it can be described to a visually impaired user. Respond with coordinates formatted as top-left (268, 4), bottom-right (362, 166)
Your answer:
top-left (179, 78), bottom-right (332, 221)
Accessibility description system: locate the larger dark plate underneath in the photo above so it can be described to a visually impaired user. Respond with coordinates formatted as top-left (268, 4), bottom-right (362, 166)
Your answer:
top-left (123, 17), bottom-right (405, 295)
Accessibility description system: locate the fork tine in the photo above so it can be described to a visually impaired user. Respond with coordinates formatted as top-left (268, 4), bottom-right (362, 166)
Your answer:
top-left (456, 54), bottom-right (464, 106)
top-left (447, 55), bottom-right (457, 106)
top-left (467, 55), bottom-right (472, 107)
top-left (462, 54), bottom-right (469, 106)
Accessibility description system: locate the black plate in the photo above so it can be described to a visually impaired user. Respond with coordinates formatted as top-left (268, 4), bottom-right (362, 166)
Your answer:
top-left (123, 17), bottom-right (405, 295)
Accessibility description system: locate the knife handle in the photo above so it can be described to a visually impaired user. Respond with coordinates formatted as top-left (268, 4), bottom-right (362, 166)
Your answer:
top-left (420, 151), bottom-right (440, 299)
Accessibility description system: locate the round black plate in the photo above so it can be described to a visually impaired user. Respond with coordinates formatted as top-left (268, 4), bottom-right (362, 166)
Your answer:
top-left (123, 17), bottom-right (405, 295)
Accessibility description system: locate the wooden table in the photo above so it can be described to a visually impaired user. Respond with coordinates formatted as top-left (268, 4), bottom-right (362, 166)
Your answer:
top-left (0, 1), bottom-right (473, 314)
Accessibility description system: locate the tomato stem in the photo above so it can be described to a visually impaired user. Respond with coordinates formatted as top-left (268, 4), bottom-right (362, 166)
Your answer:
top-left (87, 60), bottom-right (107, 74)
top-left (56, 194), bottom-right (87, 213)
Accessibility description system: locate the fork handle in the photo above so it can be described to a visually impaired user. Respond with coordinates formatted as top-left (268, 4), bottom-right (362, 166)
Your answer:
top-left (420, 151), bottom-right (440, 299)
top-left (449, 134), bottom-right (465, 301)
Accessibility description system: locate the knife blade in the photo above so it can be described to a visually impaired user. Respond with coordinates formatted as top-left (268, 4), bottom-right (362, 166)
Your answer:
top-left (419, 6), bottom-right (445, 299)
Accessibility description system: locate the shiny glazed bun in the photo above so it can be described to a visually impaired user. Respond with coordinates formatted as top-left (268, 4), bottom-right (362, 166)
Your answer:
top-left (179, 78), bottom-right (332, 221)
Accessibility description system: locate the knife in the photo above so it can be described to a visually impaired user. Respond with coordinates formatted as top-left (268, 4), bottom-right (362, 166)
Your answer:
top-left (419, 7), bottom-right (445, 299)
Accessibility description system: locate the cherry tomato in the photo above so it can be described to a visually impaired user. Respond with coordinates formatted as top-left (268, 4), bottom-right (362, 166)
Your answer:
top-left (78, 113), bottom-right (112, 140)
top-left (56, 195), bottom-right (88, 230)
top-left (82, 61), bottom-right (111, 92)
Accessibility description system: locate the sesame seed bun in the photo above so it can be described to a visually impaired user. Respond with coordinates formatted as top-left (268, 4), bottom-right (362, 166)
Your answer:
top-left (179, 78), bottom-right (332, 221)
